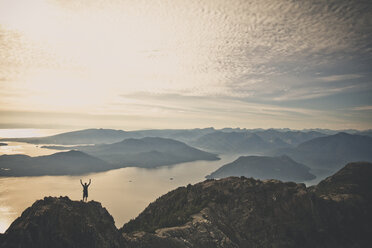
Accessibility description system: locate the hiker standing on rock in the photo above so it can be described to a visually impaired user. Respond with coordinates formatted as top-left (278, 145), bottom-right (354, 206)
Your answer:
top-left (80, 179), bottom-right (91, 202)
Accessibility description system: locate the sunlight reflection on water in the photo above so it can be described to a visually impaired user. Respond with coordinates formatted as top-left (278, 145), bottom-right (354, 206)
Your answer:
top-left (0, 142), bottom-right (69, 157)
top-left (0, 153), bottom-right (237, 233)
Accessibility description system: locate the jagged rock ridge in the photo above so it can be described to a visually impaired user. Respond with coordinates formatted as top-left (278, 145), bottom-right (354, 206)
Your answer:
top-left (0, 197), bottom-right (125, 248)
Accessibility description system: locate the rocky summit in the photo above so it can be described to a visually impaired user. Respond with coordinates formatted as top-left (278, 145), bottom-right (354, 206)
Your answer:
top-left (0, 197), bottom-right (125, 248)
top-left (1, 162), bottom-right (372, 248)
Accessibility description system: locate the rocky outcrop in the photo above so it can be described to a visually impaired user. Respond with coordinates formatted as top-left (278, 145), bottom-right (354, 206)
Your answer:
top-left (122, 162), bottom-right (372, 247)
top-left (315, 161), bottom-right (372, 198)
top-left (1, 162), bottom-right (371, 248)
top-left (0, 197), bottom-right (125, 248)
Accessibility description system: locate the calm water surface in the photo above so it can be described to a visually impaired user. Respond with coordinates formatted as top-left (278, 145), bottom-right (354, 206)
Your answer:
top-left (0, 140), bottom-right (321, 233)
top-left (0, 142), bottom-right (69, 156)
top-left (0, 143), bottom-right (238, 233)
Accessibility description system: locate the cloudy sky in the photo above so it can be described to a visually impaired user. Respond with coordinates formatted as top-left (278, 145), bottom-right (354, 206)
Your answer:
top-left (0, 0), bottom-right (371, 131)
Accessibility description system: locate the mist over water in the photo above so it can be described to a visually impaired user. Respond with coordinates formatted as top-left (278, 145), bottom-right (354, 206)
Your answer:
top-left (0, 142), bottom-right (68, 157)
top-left (0, 152), bottom-right (237, 233)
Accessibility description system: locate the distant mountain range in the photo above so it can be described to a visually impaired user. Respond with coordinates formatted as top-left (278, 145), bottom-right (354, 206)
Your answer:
top-left (253, 129), bottom-right (325, 145)
top-left (1, 129), bottom-right (132, 145)
top-left (206, 155), bottom-right (315, 182)
top-left (1, 128), bottom-right (372, 177)
top-left (3, 127), bottom-right (370, 147)
top-left (271, 132), bottom-right (372, 171)
top-left (189, 131), bottom-right (272, 153)
top-left (66, 137), bottom-right (219, 167)
top-left (189, 130), bottom-right (325, 153)
top-left (0, 128), bottom-right (216, 145)
top-left (0, 137), bottom-right (219, 176)
top-left (2, 162), bottom-right (371, 247)
top-left (0, 150), bottom-right (112, 177)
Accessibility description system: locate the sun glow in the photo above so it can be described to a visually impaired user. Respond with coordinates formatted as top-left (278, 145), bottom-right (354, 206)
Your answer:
top-left (0, 0), bottom-right (371, 130)
top-left (0, 129), bottom-right (65, 138)
top-left (0, 219), bottom-right (10, 233)
top-left (0, 0), bottom-right (226, 114)
top-left (0, 205), bottom-right (14, 234)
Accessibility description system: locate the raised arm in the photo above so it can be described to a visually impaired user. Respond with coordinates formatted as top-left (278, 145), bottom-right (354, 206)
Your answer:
top-left (87, 179), bottom-right (91, 186)
top-left (80, 179), bottom-right (83, 186)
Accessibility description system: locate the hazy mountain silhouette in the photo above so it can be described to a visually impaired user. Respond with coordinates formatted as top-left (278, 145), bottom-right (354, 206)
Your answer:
top-left (253, 129), bottom-right (325, 146)
top-left (0, 150), bottom-right (112, 177)
top-left (0, 137), bottom-right (218, 176)
top-left (206, 155), bottom-right (315, 182)
top-left (357, 129), bottom-right (372, 137)
top-left (0, 128), bottom-right (133, 145)
top-left (0, 128), bottom-right (216, 145)
top-left (1, 162), bottom-right (371, 247)
top-left (189, 130), bottom-right (326, 154)
top-left (190, 131), bottom-right (271, 153)
top-left (51, 137), bottom-right (219, 168)
top-left (272, 132), bottom-right (372, 171)
top-left (119, 128), bottom-right (216, 143)
top-left (3, 128), bottom-right (368, 151)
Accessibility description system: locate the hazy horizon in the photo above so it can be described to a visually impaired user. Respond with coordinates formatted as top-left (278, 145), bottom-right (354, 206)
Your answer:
top-left (0, 126), bottom-right (371, 140)
top-left (1, 0), bottom-right (372, 131)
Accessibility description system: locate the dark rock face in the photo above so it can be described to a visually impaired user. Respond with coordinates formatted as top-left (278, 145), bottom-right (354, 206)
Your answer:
top-left (122, 162), bottom-right (372, 247)
top-left (0, 197), bottom-right (124, 248)
top-left (315, 161), bottom-right (372, 197)
top-left (1, 162), bottom-right (371, 248)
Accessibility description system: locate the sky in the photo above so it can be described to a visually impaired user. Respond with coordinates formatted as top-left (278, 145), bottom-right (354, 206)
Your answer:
top-left (0, 0), bottom-right (371, 131)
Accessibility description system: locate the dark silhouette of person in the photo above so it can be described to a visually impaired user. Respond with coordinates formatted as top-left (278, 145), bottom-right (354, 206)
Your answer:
top-left (80, 179), bottom-right (91, 202)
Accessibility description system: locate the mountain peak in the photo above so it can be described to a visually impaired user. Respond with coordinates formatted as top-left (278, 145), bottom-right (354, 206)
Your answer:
top-left (0, 196), bottom-right (124, 248)
top-left (48, 150), bottom-right (87, 156)
top-left (334, 132), bottom-right (351, 136)
top-left (207, 155), bottom-right (314, 182)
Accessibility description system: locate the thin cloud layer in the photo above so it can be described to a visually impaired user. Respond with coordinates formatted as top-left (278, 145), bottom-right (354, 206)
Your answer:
top-left (0, 0), bottom-right (371, 129)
